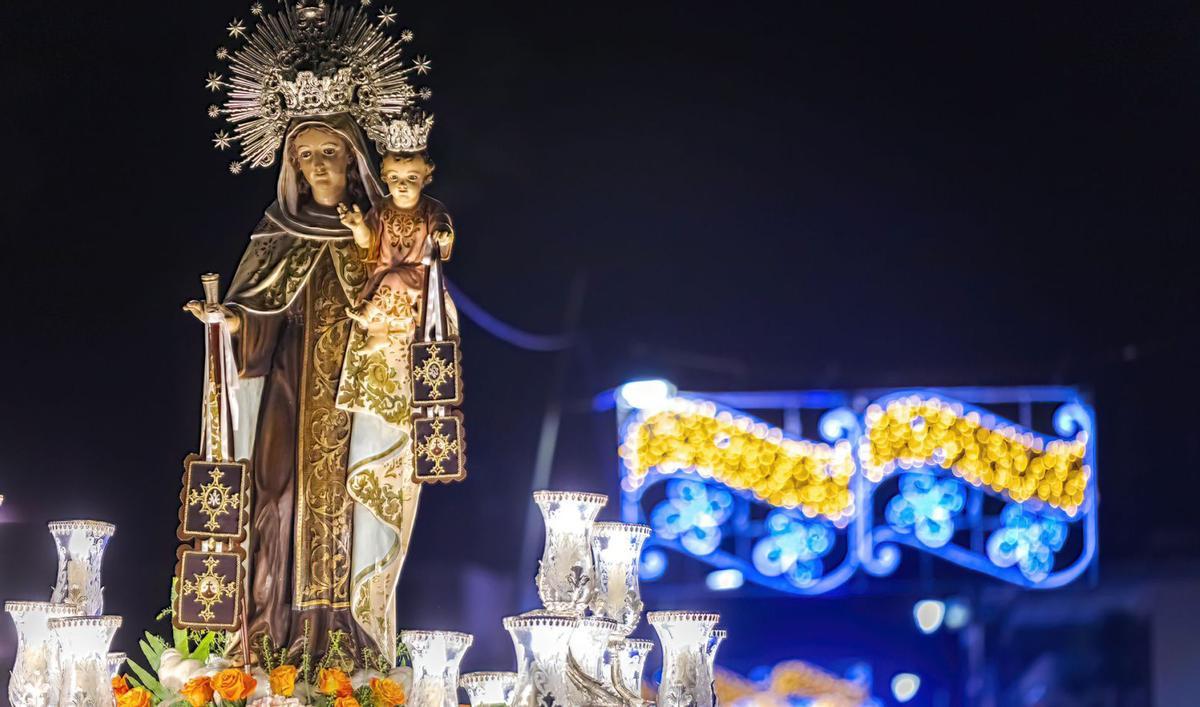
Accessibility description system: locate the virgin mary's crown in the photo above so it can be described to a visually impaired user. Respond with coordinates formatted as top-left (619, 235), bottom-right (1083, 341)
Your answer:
top-left (207, 0), bottom-right (432, 172)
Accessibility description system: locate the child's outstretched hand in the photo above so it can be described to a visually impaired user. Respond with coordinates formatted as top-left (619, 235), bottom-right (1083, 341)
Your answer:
top-left (337, 203), bottom-right (371, 249)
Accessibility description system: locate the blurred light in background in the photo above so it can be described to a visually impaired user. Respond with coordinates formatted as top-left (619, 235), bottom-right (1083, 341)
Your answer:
top-left (617, 379), bottom-right (676, 410)
top-left (943, 597), bottom-right (971, 630)
top-left (651, 479), bottom-right (733, 557)
top-left (706, 568), bottom-right (744, 591)
top-left (913, 599), bottom-right (946, 634)
top-left (891, 673), bottom-right (921, 703)
top-left (640, 547), bottom-right (667, 581)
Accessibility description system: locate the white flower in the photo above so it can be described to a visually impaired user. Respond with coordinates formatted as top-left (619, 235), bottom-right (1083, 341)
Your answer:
top-left (387, 665), bottom-right (414, 694)
top-left (248, 668), bottom-right (270, 700)
top-left (157, 649), bottom-right (204, 691)
top-left (249, 697), bottom-right (302, 707)
top-left (198, 654), bottom-right (233, 678)
top-left (351, 668), bottom-right (383, 690)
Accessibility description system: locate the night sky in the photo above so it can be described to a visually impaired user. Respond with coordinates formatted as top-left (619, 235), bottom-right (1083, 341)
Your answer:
top-left (1, 1), bottom-right (1198, 702)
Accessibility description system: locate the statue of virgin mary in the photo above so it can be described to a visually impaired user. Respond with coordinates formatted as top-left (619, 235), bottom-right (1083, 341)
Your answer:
top-left (191, 114), bottom-right (423, 661)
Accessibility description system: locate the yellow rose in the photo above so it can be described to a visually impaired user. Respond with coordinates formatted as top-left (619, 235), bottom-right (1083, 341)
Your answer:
top-left (371, 677), bottom-right (407, 706)
top-left (180, 676), bottom-right (214, 707)
top-left (269, 664), bottom-right (298, 697)
top-left (317, 667), bottom-right (353, 697)
top-left (334, 696), bottom-right (362, 707)
top-left (112, 675), bottom-right (131, 698)
top-left (212, 668), bottom-right (256, 701)
top-left (116, 687), bottom-right (153, 707)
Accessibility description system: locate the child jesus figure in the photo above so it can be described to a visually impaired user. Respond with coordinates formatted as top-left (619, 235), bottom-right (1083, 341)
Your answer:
top-left (338, 148), bottom-right (454, 353)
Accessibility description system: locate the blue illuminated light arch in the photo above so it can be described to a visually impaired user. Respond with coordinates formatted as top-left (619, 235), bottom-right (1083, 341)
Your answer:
top-left (610, 384), bottom-right (1098, 595)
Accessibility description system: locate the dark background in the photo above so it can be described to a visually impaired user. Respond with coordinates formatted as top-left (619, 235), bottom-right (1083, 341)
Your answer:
top-left (1, 1), bottom-right (1198, 704)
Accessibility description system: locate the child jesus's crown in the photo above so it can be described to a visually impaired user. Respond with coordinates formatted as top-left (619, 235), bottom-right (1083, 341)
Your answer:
top-left (371, 113), bottom-right (436, 154)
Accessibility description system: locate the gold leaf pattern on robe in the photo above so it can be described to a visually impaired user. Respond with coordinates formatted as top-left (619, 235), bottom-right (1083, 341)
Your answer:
top-left (294, 252), bottom-right (355, 609)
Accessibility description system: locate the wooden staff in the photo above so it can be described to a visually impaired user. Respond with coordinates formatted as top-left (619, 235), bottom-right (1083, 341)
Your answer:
top-left (201, 273), bottom-right (227, 463)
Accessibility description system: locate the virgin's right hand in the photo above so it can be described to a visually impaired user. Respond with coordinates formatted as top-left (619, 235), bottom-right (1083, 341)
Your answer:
top-left (183, 300), bottom-right (239, 328)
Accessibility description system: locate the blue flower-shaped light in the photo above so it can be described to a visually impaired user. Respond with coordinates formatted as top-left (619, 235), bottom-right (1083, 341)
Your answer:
top-left (751, 510), bottom-right (835, 588)
top-left (885, 472), bottom-right (966, 548)
top-left (987, 503), bottom-right (1068, 582)
top-left (650, 479), bottom-right (734, 556)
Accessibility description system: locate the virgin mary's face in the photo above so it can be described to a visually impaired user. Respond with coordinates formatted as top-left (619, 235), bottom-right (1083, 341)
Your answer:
top-left (292, 127), bottom-right (351, 206)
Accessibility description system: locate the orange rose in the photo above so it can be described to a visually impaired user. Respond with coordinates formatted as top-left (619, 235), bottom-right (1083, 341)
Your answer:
top-left (334, 696), bottom-right (362, 707)
top-left (269, 664), bottom-right (298, 697)
top-left (317, 667), bottom-right (353, 697)
top-left (371, 677), bottom-right (407, 706)
top-left (212, 668), bottom-right (256, 701)
top-left (111, 675), bottom-right (131, 697)
top-left (180, 676), bottom-right (215, 707)
top-left (116, 686), bottom-right (153, 707)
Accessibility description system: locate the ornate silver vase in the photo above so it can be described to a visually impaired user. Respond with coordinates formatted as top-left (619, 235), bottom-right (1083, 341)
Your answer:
top-left (106, 652), bottom-right (126, 679)
top-left (589, 522), bottom-right (651, 635)
top-left (48, 520), bottom-right (115, 616)
top-left (648, 611), bottom-right (721, 707)
top-left (705, 629), bottom-right (726, 705)
top-left (5, 601), bottom-right (80, 707)
top-left (533, 491), bottom-right (607, 615)
top-left (567, 616), bottom-right (621, 704)
top-left (504, 613), bottom-right (577, 707)
top-left (400, 630), bottom-right (474, 707)
top-left (611, 638), bottom-right (655, 700)
top-left (460, 671), bottom-right (517, 706)
top-left (47, 615), bottom-right (122, 707)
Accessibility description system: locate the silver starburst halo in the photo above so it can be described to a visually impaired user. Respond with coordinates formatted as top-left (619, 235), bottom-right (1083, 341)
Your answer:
top-left (206, 0), bottom-right (431, 172)
top-left (370, 112), bottom-right (434, 153)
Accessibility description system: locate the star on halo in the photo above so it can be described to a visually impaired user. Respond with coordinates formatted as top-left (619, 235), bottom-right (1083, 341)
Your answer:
top-left (207, 104), bottom-right (221, 119)
top-left (216, 46), bottom-right (230, 61)
top-left (400, 29), bottom-right (414, 42)
top-left (250, 2), bottom-right (264, 16)
top-left (213, 131), bottom-right (233, 150)
top-left (229, 161), bottom-right (244, 175)
top-left (227, 18), bottom-right (247, 39)
top-left (205, 72), bottom-right (228, 92)
top-left (413, 55), bottom-right (432, 75)
top-left (361, 0), bottom-right (372, 6)
top-left (378, 6), bottom-right (397, 26)
top-left (419, 87), bottom-right (433, 100)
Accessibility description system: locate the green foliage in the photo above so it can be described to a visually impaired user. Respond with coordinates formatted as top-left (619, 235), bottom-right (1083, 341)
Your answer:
top-left (313, 686), bottom-right (379, 707)
top-left (123, 582), bottom-right (233, 705)
top-left (361, 646), bottom-right (393, 675)
top-left (319, 630), bottom-right (357, 674)
top-left (125, 632), bottom-right (170, 701)
top-left (395, 640), bottom-right (412, 668)
top-left (299, 619), bottom-right (315, 688)
top-left (254, 632), bottom-right (289, 673)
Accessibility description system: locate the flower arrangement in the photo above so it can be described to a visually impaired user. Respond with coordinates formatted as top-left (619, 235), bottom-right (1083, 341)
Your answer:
top-left (113, 587), bottom-right (410, 706)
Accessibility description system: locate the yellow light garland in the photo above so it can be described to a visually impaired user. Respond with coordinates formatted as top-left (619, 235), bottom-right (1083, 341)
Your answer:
top-left (619, 400), bottom-right (857, 522)
top-left (715, 662), bottom-right (868, 706)
top-left (860, 395), bottom-right (1090, 516)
